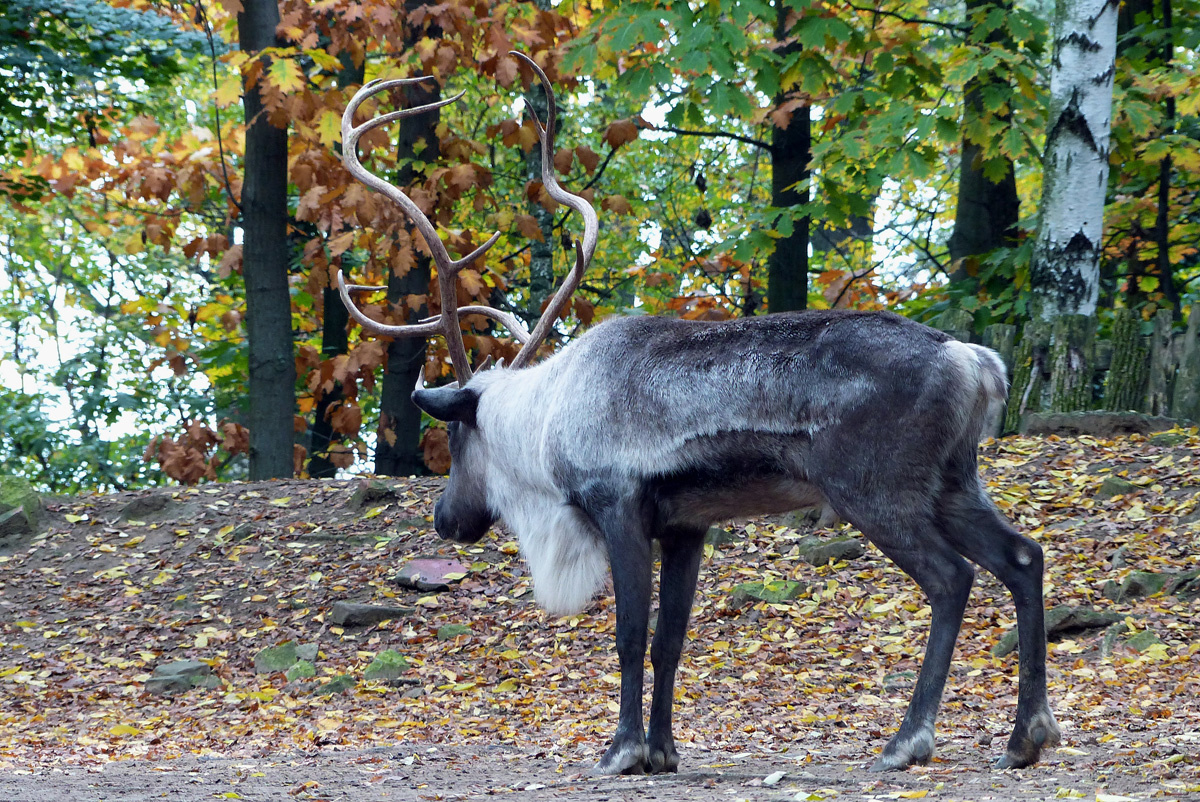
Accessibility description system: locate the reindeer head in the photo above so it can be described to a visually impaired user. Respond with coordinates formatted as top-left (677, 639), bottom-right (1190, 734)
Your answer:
top-left (337, 53), bottom-right (596, 545)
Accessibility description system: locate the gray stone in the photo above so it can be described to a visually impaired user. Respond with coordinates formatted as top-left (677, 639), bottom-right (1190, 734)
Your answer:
top-left (145, 660), bottom-right (219, 695)
top-left (394, 558), bottom-right (468, 592)
top-left (1124, 630), bottom-right (1162, 652)
top-left (254, 641), bottom-right (299, 674)
top-left (1096, 476), bottom-right (1137, 499)
top-left (364, 649), bottom-right (411, 681)
top-left (992, 604), bottom-right (1123, 657)
top-left (295, 642), bottom-right (319, 662)
top-left (704, 526), bottom-right (738, 546)
top-left (729, 580), bottom-right (806, 607)
top-left (436, 624), bottom-right (471, 641)
top-left (316, 674), bottom-right (356, 696)
top-left (285, 661), bottom-right (316, 682)
top-left (1112, 571), bottom-right (1170, 602)
top-left (1020, 411), bottom-right (1181, 437)
top-left (347, 479), bottom-right (400, 509)
top-left (1148, 431), bottom-right (1189, 447)
top-left (798, 535), bottom-right (865, 565)
top-left (0, 475), bottom-right (42, 542)
top-left (329, 601), bottom-right (412, 627)
top-left (118, 493), bottom-right (178, 521)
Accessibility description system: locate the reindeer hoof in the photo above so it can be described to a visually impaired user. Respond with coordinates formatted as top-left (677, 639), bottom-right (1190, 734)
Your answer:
top-left (871, 728), bottom-right (934, 771)
top-left (998, 708), bottom-right (1060, 769)
top-left (647, 744), bottom-right (680, 774)
top-left (594, 741), bottom-right (648, 775)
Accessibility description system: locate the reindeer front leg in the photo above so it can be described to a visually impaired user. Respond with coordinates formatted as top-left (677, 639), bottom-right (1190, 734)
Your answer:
top-left (593, 505), bottom-right (653, 775)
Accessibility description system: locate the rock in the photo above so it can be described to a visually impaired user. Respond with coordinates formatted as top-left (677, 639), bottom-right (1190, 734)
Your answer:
top-left (1167, 570), bottom-right (1200, 598)
top-left (1110, 571), bottom-right (1170, 602)
top-left (797, 535), bottom-right (864, 566)
top-left (0, 475), bottom-right (42, 542)
top-left (780, 506), bottom-right (841, 531)
top-left (1095, 476), bottom-right (1137, 499)
top-left (1148, 431), bottom-right (1190, 447)
top-left (1124, 630), bottom-right (1162, 652)
top-left (882, 670), bottom-right (916, 691)
top-left (347, 479), bottom-right (400, 510)
top-left (145, 660), bottom-right (220, 695)
top-left (254, 641), bottom-right (299, 674)
top-left (436, 624), bottom-right (471, 641)
top-left (329, 601), bottom-right (413, 627)
top-left (285, 661), bottom-right (316, 682)
top-left (118, 493), bottom-right (178, 521)
top-left (402, 686), bottom-right (425, 699)
top-left (363, 649), bottom-right (411, 681)
top-left (295, 642), bottom-right (319, 662)
top-left (1020, 411), bottom-right (1180, 437)
top-left (704, 526), bottom-right (738, 546)
top-left (316, 674), bottom-right (356, 696)
top-left (992, 604), bottom-right (1123, 657)
top-left (729, 580), bottom-right (806, 607)
top-left (395, 558), bottom-right (468, 592)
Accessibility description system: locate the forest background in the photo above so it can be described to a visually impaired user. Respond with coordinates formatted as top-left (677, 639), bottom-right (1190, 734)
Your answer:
top-left (1, 0), bottom-right (1198, 494)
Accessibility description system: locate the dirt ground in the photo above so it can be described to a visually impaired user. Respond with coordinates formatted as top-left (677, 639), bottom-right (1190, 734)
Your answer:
top-left (0, 742), bottom-right (1178, 802)
top-left (1, 433), bottom-right (1199, 800)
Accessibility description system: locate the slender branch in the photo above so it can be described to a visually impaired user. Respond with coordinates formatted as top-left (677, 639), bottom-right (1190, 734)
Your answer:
top-left (650, 124), bottom-right (773, 152)
top-left (192, 0), bottom-right (242, 215)
top-left (844, 2), bottom-right (968, 33)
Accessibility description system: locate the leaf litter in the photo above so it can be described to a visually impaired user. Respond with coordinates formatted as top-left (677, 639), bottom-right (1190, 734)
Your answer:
top-left (0, 433), bottom-right (1198, 800)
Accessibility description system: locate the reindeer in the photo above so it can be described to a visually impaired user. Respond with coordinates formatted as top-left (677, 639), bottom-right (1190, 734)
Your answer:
top-left (336, 53), bottom-right (1060, 775)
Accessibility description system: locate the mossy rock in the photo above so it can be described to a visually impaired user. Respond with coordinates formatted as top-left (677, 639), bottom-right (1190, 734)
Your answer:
top-left (436, 624), bottom-right (471, 641)
top-left (363, 649), bottom-right (411, 681)
top-left (1124, 630), bottom-right (1162, 653)
top-left (145, 660), bottom-right (220, 695)
top-left (315, 674), bottom-right (356, 696)
top-left (254, 641), bottom-right (299, 674)
top-left (1096, 476), bottom-right (1137, 500)
top-left (0, 476), bottom-right (43, 541)
top-left (729, 580), bottom-right (806, 607)
top-left (285, 660), bottom-right (317, 682)
top-left (1147, 431), bottom-right (1189, 447)
top-left (798, 535), bottom-right (865, 566)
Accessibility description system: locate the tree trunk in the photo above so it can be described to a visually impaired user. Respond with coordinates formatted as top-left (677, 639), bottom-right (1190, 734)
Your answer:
top-left (1154, 0), bottom-right (1178, 320)
top-left (1048, 314), bottom-right (1096, 412)
top-left (1171, 304), bottom-right (1200, 422)
top-left (1029, 0), bottom-right (1118, 321)
top-left (947, 0), bottom-right (1020, 287)
top-left (767, 0), bottom-right (810, 314)
top-left (1005, 319), bottom-right (1051, 433)
top-left (239, 0), bottom-right (296, 479)
top-left (374, 60), bottom-right (439, 477)
top-left (1101, 307), bottom-right (1149, 411)
top-left (308, 49), bottom-right (364, 479)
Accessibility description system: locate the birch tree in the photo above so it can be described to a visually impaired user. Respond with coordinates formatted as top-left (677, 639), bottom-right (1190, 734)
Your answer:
top-left (1029, 0), bottom-right (1119, 320)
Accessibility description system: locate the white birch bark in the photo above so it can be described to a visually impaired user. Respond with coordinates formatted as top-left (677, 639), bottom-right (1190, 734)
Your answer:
top-left (1030, 0), bottom-right (1118, 321)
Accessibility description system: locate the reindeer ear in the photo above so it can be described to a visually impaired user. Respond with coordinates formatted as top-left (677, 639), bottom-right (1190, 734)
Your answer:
top-left (412, 386), bottom-right (479, 426)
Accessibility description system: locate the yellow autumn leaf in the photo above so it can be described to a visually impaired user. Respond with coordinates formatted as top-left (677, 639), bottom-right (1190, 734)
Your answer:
top-left (64, 514), bottom-right (87, 523)
top-left (362, 506), bottom-right (387, 520)
top-left (109, 724), bottom-right (141, 736)
top-left (214, 74), bottom-right (242, 107)
top-left (151, 570), bottom-right (173, 585)
top-left (266, 58), bottom-right (304, 94)
top-left (494, 678), bottom-right (520, 693)
top-left (270, 497), bottom-right (292, 507)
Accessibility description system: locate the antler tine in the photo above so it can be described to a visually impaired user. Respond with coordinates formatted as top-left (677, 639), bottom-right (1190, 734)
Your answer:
top-left (335, 269), bottom-right (445, 339)
top-left (507, 52), bottom-right (599, 369)
top-left (419, 306), bottom-right (532, 344)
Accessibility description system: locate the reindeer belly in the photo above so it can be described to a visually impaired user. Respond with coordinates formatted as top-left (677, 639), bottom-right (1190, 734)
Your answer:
top-left (647, 430), bottom-right (829, 527)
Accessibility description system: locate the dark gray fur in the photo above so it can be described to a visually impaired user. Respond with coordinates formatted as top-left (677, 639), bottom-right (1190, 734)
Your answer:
top-left (413, 309), bottom-right (1059, 775)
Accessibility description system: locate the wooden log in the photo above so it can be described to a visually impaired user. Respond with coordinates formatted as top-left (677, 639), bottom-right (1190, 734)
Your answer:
top-left (1102, 307), bottom-right (1149, 411)
top-left (1048, 314), bottom-right (1096, 412)
top-left (1171, 303), bottom-right (1200, 422)
top-left (936, 308), bottom-right (975, 343)
top-left (1004, 319), bottom-right (1051, 434)
top-left (1145, 308), bottom-right (1176, 416)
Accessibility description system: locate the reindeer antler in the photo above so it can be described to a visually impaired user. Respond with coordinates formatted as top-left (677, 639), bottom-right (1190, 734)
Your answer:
top-left (507, 52), bottom-right (598, 369)
top-left (336, 77), bottom-right (500, 385)
top-left (336, 55), bottom-right (598, 380)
